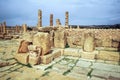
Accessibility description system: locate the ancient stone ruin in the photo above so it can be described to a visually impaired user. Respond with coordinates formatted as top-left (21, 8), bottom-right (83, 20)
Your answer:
top-left (0, 9), bottom-right (120, 80)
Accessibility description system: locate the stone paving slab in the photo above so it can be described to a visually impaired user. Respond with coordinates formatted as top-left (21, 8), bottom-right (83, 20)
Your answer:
top-left (91, 69), bottom-right (120, 79)
top-left (89, 76), bottom-right (106, 80)
top-left (59, 57), bottom-right (77, 65)
top-left (76, 60), bottom-right (92, 68)
top-left (32, 61), bottom-right (55, 70)
top-left (32, 56), bottom-right (64, 70)
top-left (91, 62), bottom-right (120, 72)
top-left (52, 63), bottom-right (71, 74)
top-left (67, 72), bottom-right (88, 80)
top-left (71, 66), bottom-right (91, 75)
top-left (107, 76), bottom-right (120, 80)
top-left (0, 64), bottom-right (18, 72)
top-left (40, 71), bottom-right (79, 80)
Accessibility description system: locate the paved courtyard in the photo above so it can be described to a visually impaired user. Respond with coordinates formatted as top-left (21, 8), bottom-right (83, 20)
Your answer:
top-left (0, 40), bottom-right (120, 80)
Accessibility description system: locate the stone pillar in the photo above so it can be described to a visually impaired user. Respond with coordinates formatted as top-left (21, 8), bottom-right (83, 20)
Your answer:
top-left (54, 30), bottom-right (66, 48)
top-left (50, 30), bottom-right (54, 48)
top-left (83, 33), bottom-right (95, 52)
top-left (38, 9), bottom-right (42, 28)
top-left (22, 24), bottom-right (27, 33)
top-left (3, 21), bottom-right (7, 34)
top-left (15, 25), bottom-right (19, 33)
top-left (0, 23), bottom-right (2, 33)
top-left (56, 19), bottom-right (61, 26)
top-left (65, 11), bottom-right (69, 27)
top-left (50, 14), bottom-right (53, 26)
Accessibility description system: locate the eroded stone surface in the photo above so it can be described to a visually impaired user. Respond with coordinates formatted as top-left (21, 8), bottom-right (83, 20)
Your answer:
top-left (76, 60), bottom-right (92, 68)
top-left (91, 63), bottom-right (120, 72)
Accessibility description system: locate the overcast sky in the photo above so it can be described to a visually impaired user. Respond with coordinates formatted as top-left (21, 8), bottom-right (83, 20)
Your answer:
top-left (0, 0), bottom-right (120, 26)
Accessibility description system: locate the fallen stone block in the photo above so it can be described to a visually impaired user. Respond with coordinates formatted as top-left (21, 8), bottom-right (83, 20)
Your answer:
top-left (29, 56), bottom-right (41, 65)
top-left (33, 32), bottom-right (51, 55)
top-left (52, 49), bottom-right (61, 59)
top-left (40, 53), bottom-right (53, 64)
top-left (14, 53), bottom-right (29, 64)
top-left (81, 50), bottom-right (98, 60)
top-left (97, 51), bottom-right (120, 62)
top-left (64, 48), bottom-right (80, 57)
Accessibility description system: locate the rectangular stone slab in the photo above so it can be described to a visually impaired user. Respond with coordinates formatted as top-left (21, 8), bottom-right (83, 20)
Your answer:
top-left (14, 53), bottom-right (29, 64)
top-left (97, 51), bottom-right (120, 61)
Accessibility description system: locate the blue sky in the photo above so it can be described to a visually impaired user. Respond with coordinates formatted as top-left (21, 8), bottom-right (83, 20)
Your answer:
top-left (0, 0), bottom-right (120, 26)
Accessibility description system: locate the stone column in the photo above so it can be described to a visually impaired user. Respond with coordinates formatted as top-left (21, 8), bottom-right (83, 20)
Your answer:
top-left (50, 14), bottom-right (53, 26)
top-left (38, 9), bottom-right (42, 28)
top-left (65, 11), bottom-right (69, 27)
top-left (15, 25), bottom-right (19, 33)
top-left (22, 24), bottom-right (27, 33)
top-left (0, 23), bottom-right (2, 33)
top-left (3, 21), bottom-right (7, 34)
top-left (56, 19), bottom-right (61, 26)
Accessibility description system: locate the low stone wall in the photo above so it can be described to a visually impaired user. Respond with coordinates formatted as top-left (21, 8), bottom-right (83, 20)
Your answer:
top-left (66, 29), bottom-right (120, 48)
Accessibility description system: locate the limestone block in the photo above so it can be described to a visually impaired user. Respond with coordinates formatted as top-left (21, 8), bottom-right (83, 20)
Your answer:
top-left (97, 51), bottom-right (120, 61)
top-left (28, 45), bottom-right (37, 51)
top-left (18, 40), bottom-right (31, 53)
top-left (95, 39), bottom-right (102, 47)
top-left (33, 32), bottom-right (51, 55)
top-left (54, 38), bottom-right (66, 48)
top-left (22, 32), bottom-right (33, 42)
top-left (50, 37), bottom-right (54, 48)
top-left (54, 30), bottom-right (66, 48)
top-left (40, 53), bottom-right (53, 64)
top-left (28, 51), bottom-right (41, 65)
top-left (64, 48), bottom-right (80, 57)
top-left (112, 41), bottom-right (119, 48)
top-left (83, 33), bottom-right (95, 52)
top-left (29, 56), bottom-right (40, 65)
top-left (67, 36), bottom-right (79, 48)
top-left (52, 49), bottom-right (61, 59)
top-left (81, 50), bottom-right (98, 60)
top-left (14, 53), bottom-right (29, 64)
top-left (102, 38), bottom-right (112, 47)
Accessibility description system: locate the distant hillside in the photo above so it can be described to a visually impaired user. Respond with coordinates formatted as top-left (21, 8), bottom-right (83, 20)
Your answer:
top-left (70, 24), bottom-right (120, 29)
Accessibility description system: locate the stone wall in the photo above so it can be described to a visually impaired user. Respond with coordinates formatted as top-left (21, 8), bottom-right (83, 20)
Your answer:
top-left (66, 29), bottom-right (120, 48)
